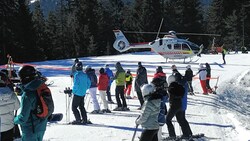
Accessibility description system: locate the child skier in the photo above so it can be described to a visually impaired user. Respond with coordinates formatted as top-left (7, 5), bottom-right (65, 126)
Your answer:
top-left (124, 69), bottom-right (133, 99)
top-left (136, 83), bottom-right (161, 141)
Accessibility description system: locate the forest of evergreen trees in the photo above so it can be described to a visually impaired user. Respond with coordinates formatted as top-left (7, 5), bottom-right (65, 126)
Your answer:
top-left (0, 0), bottom-right (249, 64)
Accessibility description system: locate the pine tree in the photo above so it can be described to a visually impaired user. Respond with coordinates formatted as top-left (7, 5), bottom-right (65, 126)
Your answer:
top-left (14, 0), bottom-right (41, 62)
top-left (32, 1), bottom-right (46, 60)
top-left (224, 10), bottom-right (241, 51)
top-left (0, 0), bottom-right (18, 64)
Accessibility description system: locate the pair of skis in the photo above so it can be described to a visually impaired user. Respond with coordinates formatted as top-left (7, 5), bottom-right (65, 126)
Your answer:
top-left (163, 134), bottom-right (205, 141)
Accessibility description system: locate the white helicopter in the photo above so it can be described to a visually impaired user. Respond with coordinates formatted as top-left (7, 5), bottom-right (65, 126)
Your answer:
top-left (113, 29), bottom-right (220, 62)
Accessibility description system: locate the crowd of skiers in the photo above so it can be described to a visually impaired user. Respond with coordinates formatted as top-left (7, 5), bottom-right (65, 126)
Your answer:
top-left (0, 58), bottom-right (215, 141)
top-left (69, 59), bottom-right (216, 141)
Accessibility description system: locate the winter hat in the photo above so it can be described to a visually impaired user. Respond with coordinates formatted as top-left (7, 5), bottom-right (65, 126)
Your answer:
top-left (99, 68), bottom-right (105, 74)
top-left (138, 62), bottom-right (142, 66)
top-left (167, 75), bottom-right (176, 84)
top-left (115, 62), bottom-right (121, 68)
top-left (171, 65), bottom-right (177, 70)
top-left (141, 84), bottom-right (155, 97)
top-left (186, 65), bottom-right (191, 69)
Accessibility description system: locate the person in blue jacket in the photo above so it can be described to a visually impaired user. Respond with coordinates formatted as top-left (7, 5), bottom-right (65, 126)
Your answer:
top-left (14, 65), bottom-right (48, 141)
top-left (71, 62), bottom-right (91, 124)
top-left (104, 64), bottom-right (115, 103)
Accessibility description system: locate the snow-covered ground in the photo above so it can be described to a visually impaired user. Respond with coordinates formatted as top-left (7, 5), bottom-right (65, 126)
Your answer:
top-left (8, 51), bottom-right (250, 141)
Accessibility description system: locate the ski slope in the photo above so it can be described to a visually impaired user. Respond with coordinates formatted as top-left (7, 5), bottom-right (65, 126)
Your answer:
top-left (11, 51), bottom-right (250, 141)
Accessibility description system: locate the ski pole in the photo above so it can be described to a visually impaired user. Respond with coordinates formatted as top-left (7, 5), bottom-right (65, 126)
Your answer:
top-left (132, 124), bottom-right (139, 141)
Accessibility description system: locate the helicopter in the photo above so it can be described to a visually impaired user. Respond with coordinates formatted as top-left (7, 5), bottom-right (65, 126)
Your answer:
top-left (113, 30), bottom-right (220, 62)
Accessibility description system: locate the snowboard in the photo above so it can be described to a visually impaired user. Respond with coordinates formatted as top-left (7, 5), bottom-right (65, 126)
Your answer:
top-left (48, 113), bottom-right (63, 122)
top-left (163, 133), bottom-right (205, 141)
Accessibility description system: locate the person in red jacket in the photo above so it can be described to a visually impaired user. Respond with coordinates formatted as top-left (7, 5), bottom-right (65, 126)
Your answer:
top-left (97, 68), bottom-right (111, 113)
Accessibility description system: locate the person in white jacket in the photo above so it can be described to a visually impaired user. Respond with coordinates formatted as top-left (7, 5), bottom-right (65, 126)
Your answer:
top-left (196, 64), bottom-right (208, 94)
top-left (0, 71), bottom-right (20, 141)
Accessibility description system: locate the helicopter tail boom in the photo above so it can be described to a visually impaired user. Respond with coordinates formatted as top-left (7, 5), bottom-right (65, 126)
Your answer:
top-left (113, 30), bottom-right (151, 52)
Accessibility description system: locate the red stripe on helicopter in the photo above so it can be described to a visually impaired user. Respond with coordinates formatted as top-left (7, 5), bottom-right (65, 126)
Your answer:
top-left (130, 42), bottom-right (150, 46)
top-left (158, 51), bottom-right (190, 55)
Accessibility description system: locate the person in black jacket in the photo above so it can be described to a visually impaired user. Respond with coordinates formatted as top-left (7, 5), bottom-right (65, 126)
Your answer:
top-left (184, 65), bottom-right (194, 95)
top-left (166, 75), bottom-right (192, 139)
top-left (135, 62), bottom-right (148, 109)
top-left (205, 63), bottom-right (212, 93)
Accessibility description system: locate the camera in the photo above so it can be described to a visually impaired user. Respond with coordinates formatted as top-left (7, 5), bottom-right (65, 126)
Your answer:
top-left (64, 87), bottom-right (72, 95)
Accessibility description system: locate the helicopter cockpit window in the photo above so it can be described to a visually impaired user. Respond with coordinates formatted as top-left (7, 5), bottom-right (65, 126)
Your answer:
top-left (174, 44), bottom-right (182, 50)
top-left (182, 43), bottom-right (190, 51)
top-left (159, 39), bottom-right (163, 46)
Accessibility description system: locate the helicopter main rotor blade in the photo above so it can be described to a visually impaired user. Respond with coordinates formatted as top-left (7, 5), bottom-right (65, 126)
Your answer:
top-left (124, 31), bottom-right (221, 37)
top-left (176, 33), bottom-right (221, 37)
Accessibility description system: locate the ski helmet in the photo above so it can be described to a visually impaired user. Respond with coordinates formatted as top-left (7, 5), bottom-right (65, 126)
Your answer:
top-left (75, 62), bottom-right (83, 71)
top-left (156, 66), bottom-right (163, 73)
top-left (167, 75), bottom-right (176, 84)
top-left (18, 65), bottom-right (37, 84)
top-left (186, 65), bottom-right (191, 69)
top-left (141, 84), bottom-right (155, 97)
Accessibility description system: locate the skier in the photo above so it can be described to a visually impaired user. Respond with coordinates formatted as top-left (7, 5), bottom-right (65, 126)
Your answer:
top-left (184, 65), bottom-right (194, 95)
top-left (222, 47), bottom-right (226, 64)
top-left (70, 58), bottom-right (79, 78)
top-left (124, 69), bottom-right (133, 99)
top-left (165, 75), bottom-right (192, 139)
top-left (14, 65), bottom-right (48, 141)
top-left (196, 64), bottom-right (208, 95)
top-left (97, 67), bottom-right (111, 113)
top-left (0, 71), bottom-right (20, 141)
top-left (135, 62), bottom-right (148, 109)
top-left (71, 62), bottom-right (91, 124)
top-left (104, 64), bottom-right (115, 104)
top-left (136, 83), bottom-right (161, 141)
top-left (113, 62), bottom-right (129, 111)
top-left (85, 65), bottom-right (102, 114)
top-left (205, 63), bottom-right (212, 93)
top-left (152, 68), bottom-right (168, 141)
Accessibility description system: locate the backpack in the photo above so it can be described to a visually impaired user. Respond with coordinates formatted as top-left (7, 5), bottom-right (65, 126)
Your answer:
top-left (34, 83), bottom-right (54, 119)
